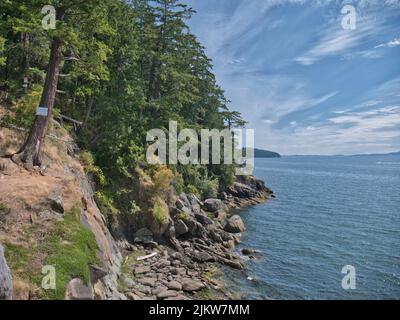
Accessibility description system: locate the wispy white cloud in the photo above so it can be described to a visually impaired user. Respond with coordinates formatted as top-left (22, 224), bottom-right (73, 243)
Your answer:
top-left (375, 37), bottom-right (400, 48)
top-left (295, 17), bottom-right (381, 65)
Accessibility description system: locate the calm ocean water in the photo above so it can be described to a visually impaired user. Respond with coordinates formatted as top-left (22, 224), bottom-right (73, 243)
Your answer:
top-left (223, 155), bottom-right (400, 300)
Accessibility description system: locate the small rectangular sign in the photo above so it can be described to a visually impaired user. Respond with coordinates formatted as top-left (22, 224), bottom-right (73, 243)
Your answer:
top-left (36, 107), bottom-right (48, 117)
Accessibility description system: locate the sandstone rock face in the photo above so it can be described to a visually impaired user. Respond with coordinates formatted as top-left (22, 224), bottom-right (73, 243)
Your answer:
top-left (0, 245), bottom-right (13, 300)
top-left (224, 215), bottom-right (246, 234)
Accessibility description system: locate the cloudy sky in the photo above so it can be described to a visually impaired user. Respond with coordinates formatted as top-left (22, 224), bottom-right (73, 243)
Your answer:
top-left (185, 0), bottom-right (400, 155)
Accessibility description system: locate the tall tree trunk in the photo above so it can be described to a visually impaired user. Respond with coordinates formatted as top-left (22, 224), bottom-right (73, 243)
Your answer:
top-left (13, 37), bottom-right (63, 167)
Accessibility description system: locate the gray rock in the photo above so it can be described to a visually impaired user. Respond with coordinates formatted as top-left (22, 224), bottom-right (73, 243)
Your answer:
top-left (214, 210), bottom-right (227, 222)
top-left (241, 248), bottom-right (254, 256)
top-left (89, 265), bottom-right (108, 283)
top-left (224, 215), bottom-right (246, 234)
top-left (134, 266), bottom-right (151, 275)
top-left (194, 213), bottom-right (213, 226)
top-left (152, 285), bottom-right (168, 295)
top-left (134, 228), bottom-right (153, 243)
top-left (178, 193), bottom-right (191, 207)
top-left (124, 277), bottom-right (136, 289)
top-left (192, 251), bottom-right (214, 263)
top-left (138, 277), bottom-right (156, 287)
top-left (175, 220), bottom-right (189, 236)
top-left (157, 290), bottom-right (179, 299)
top-left (166, 281), bottom-right (182, 291)
top-left (187, 194), bottom-right (202, 206)
top-left (135, 284), bottom-right (152, 295)
top-left (65, 278), bottom-right (94, 300)
top-left (155, 259), bottom-right (171, 268)
top-left (0, 245), bottom-right (13, 300)
top-left (171, 260), bottom-right (181, 266)
top-left (143, 241), bottom-right (159, 249)
top-left (203, 199), bottom-right (225, 213)
top-left (175, 199), bottom-right (187, 210)
top-left (182, 279), bottom-right (205, 292)
top-left (48, 190), bottom-right (64, 214)
top-left (165, 294), bottom-right (192, 300)
top-left (172, 267), bottom-right (187, 276)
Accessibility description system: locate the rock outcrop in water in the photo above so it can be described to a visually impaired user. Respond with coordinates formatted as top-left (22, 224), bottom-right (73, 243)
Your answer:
top-left (115, 176), bottom-right (273, 300)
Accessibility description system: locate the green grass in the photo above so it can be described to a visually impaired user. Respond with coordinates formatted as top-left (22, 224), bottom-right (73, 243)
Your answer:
top-left (4, 207), bottom-right (100, 300)
top-left (43, 209), bottom-right (100, 299)
top-left (3, 243), bottom-right (31, 273)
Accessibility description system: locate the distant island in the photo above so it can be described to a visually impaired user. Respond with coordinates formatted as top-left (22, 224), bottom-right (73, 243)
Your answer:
top-left (250, 148), bottom-right (281, 158)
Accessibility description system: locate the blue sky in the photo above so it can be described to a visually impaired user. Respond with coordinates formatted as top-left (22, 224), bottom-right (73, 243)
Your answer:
top-left (185, 0), bottom-right (400, 155)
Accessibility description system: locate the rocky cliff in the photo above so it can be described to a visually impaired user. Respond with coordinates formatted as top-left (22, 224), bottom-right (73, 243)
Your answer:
top-left (0, 125), bottom-right (273, 300)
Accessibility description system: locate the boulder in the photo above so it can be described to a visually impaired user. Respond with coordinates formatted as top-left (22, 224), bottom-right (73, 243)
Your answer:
top-left (65, 278), bottom-right (94, 300)
top-left (224, 215), bottom-right (246, 234)
top-left (124, 277), bottom-right (136, 289)
top-left (175, 220), bottom-right (189, 236)
top-left (213, 210), bottom-right (227, 222)
top-left (178, 193), bottom-right (191, 207)
top-left (194, 213), bottom-right (213, 226)
top-left (157, 290), bottom-right (179, 299)
top-left (187, 194), bottom-right (202, 206)
top-left (166, 280), bottom-right (182, 291)
top-left (0, 245), bottom-right (13, 300)
top-left (152, 285), bottom-right (168, 296)
top-left (241, 248), bottom-right (253, 256)
top-left (134, 266), bottom-right (151, 276)
top-left (192, 251), bottom-right (214, 263)
top-left (182, 279), bottom-right (205, 292)
top-left (203, 199), bottom-right (225, 213)
top-left (134, 228), bottom-right (153, 243)
top-left (138, 277), bottom-right (156, 287)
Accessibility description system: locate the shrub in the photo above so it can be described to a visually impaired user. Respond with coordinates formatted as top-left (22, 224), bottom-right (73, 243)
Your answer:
top-left (79, 150), bottom-right (106, 187)
top-left (185, 184), bottom-right (200, 198)
top-left (152, 197), bottom-right (169, 226)
top-left (152, 165), bottom-right (174, 195)
top-left (197, 177), bottom-right (219, 199)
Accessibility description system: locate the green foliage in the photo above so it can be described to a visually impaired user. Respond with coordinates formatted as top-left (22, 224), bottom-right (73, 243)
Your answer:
top-left (0, 0), bottom-right (244, 225)
top-left (197, 177), bottom-right (219, 199)
top-left (0, 36), bottom-right (5, 66)
top-left (42, 207), bottom-right (100, 300)
top-left (152, 196), bottom-right (169, 226)
top-left (79, 150), bottom-right (106, 187)
top-left (94, 191), bottom-right (119, 216)
top-left (185, 184), bottom-right (201, 198)
top-left (4, 207), bottom-right (99, 300)
top-left (2, 85), bottom-right (42, 128)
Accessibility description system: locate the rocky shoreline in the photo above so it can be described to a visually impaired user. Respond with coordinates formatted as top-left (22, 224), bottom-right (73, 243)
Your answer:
top-left (116, 176), bottom-right (274, 300)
